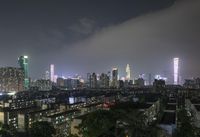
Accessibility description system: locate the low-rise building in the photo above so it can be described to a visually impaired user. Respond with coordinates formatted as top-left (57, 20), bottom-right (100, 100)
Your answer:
top-left (185, 99), bottom-right (200, 128)
top-left (44, 109), bottom-right (81, 136)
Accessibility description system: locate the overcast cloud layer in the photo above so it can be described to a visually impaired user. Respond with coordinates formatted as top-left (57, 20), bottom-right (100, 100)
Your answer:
top-left (60, 0), bottom-right (200, 82)
top-left (0, 0), bottom-right (199, 82)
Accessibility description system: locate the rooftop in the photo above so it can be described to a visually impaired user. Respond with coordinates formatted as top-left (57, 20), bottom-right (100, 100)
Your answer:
top-left (46, 109), bottom-right (80, 118)
top-left (111, 102), bottom-right (152, 110)
top-left (166, 104), bottom-right (176, 110)
top-left (83, 102), bottom-right (102, 108)
top-left (190, 98), bottom-right (200, 104)
top-left (160, 112), bottom-right (176, 125)
top-left (194, 105), bottom-right (200, 111)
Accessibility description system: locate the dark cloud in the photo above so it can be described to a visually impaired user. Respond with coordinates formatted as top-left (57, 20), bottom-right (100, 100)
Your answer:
top-left (0, 0), bottom-right (199, 82)
top-left (60, 0), bottom-right (200, 81)
top-left (68, 18), bottom-right (96, 35)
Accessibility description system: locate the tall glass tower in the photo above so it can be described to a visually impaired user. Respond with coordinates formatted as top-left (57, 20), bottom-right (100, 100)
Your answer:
top-left (126, 64), bottom-right (131, 81)
top-left (18, 55), bottom-right (29, 90)
top-left (173, 58), bottom-right (179, 85)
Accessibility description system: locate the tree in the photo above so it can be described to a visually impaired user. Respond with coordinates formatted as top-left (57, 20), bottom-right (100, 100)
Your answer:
top-left (78, 102), bottom-right (162, 137)
top-left (111, 102), bottom-right (148, 137)
top-left (29, 121), bottom-right (55, 137)
top-left (67, 133), bottom-right (79, 137)
top-left (77, 110), bottom-right (116, 137)
top-left (111, 102), bottom-right (163, 137)
top-left (0, 123), bottom-right (18, 137)
top-left (176, 109), bottom-right (195, 137)
top-left (0, 123), bottom-right (14, 137)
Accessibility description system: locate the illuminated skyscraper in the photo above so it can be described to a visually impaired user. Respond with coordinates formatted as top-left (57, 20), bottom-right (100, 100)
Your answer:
top-left (126, 64), bottom-right (131, 81)
top-left (174, 58), bottom-right (179, 85)
top-left (18, 55), bottom-right (29, 90)
top-left (50, 64), bottom-right (54, 82)
top-left (112, 67), bottom-right (118, 88)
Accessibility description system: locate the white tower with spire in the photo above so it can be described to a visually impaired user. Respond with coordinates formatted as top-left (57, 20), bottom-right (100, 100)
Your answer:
top-left (50, 64), bottom-right (55, 82)
top-left (126, 64), bottom-right (131, 81)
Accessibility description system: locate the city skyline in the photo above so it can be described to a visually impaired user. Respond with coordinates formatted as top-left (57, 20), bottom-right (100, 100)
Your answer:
top-left (0, 0), bottom-right (200, 80)
top-left (3, 55), bottom-right (182, 84)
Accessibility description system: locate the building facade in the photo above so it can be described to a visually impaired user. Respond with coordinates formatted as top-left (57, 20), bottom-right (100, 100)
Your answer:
top-left (0, 67), bottom-right (24, 92)
top-left (112, 68), bottom-right (118, 88)
top-left (126, 64), bottom-right (131, 81)
top-left (18, 55), bottom-right (29, 90)
top-left (91, 73), bottom-right (97, 88)
top-left (99, 73), bottom-right (109, 88)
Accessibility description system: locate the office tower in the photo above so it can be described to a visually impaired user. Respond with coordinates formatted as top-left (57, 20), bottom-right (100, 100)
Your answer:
top-left (57, 77), bottom-right (65, 87)
top-left (134, 78), bottom-right (145, 87)
top-left (112, 67), bottom-right (118, 88)
top-left (149, 73), bottom-right (152, 85)
top-left (174, 58), bottom-right (179, 85)
top-left (119, 80), bottom-right (125, 89)
top-left (107, 71), bottom-right (111, 87)
top-left (91, 73), bottom-right (97, 88)
top-left (64, 78), bottom-right (73, 89)
top-left (32, 79), bottom-right (52, 91)
top-left (87, 73), bottom-right (92, 88)
top-left (184, 78), bottom-right (200, 89)
top-left (153, 79), bottom-right (166, 92)
top-left (126, 64), bottom-right (131, 81)
top-left (18, 55), bottom-right (29, 90)
top-left (99, 73), bottom-right (110, 88)
top-left (45, 70), bottom-right (50, 80)
top-left (0, 67), bottom-right (24, 92)
top-left (50, 64), bottom-right (55, 82)
top-left (71, 78), bottom-right (80, 89)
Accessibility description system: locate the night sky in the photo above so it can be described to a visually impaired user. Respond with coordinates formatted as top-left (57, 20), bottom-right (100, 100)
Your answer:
top-left (0, 0), bottom-right (200, 82)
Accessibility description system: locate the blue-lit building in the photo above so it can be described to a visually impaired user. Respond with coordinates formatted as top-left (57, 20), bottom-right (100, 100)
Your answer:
top-left (18, 55), bottom-right (29, 90)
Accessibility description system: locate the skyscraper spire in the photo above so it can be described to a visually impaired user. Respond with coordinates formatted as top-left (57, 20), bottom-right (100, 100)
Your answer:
top-left (126, 64), bottom-right (131, 81)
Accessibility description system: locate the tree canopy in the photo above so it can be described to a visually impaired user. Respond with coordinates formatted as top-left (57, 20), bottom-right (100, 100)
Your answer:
top-left (29, 121), bottom-right (55, 137)
top-left (78, 110), bottom-right (116, 137)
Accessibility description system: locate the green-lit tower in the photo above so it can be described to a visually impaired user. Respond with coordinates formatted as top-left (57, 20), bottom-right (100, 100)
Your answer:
top-left (18, 55), bottom-right (29, 90)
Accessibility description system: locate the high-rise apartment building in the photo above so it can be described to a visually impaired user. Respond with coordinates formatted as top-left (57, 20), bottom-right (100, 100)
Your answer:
top-left (0, 67), bottom-right (24, 92)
